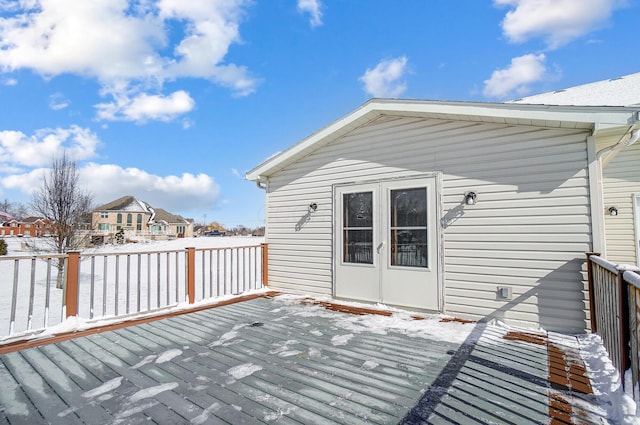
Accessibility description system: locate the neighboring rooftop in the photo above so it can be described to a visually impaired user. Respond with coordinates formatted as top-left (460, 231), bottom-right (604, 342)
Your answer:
top-left (152, 207), bottom-right (190, 224)
top-left (512, 72), bottom-right (640, 106)
top-left (95, 195), bottom-right (151, 213)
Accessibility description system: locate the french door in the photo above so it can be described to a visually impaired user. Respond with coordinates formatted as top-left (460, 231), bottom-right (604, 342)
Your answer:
top-left (334, 177), bottom-right (440, 311)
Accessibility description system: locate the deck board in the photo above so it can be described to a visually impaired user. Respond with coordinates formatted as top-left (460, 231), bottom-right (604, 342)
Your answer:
top-left (0, 295), bottom-right (611, 424)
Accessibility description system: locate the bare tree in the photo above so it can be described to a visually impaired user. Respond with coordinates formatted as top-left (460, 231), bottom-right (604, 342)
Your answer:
top-left (31, 152), bottom-right (93, 288)
top-left (0, 198), bottom-right (29, 219)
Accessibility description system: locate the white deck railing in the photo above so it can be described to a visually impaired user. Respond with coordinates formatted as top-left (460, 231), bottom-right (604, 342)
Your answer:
top-left (0, 244), bottom-right (267, 339)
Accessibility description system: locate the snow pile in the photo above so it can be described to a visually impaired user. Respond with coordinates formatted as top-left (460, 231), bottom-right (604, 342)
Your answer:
top-left (579, 333), bottom-right (640, 425)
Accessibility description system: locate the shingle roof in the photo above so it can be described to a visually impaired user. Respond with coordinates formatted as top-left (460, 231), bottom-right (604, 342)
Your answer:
top-left (151, 208), bottom-right (189, 224)
top-left (21, 216), bottom-right (47, 223)
top-left (94, 195), bottom-right (138, 211)
top-left (511, 72), bottom-right (640, 106)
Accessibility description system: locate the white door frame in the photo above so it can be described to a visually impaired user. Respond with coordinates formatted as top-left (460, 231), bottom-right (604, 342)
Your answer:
top-left (332, 173), bottom-right (444, 311)
top-left (634, 193), bottom-right (640, 266)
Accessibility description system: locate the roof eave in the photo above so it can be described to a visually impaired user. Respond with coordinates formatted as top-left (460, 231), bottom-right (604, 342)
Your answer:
top-left (246, 99), bottom-right (640, 181)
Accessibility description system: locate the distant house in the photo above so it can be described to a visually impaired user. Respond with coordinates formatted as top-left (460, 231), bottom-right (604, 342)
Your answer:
top-left (91, 196), bottom-right (193, 241)
top-left (247, 82), bottom-right (640, 333)
top-left (0, 217), bottom-right (53, 237)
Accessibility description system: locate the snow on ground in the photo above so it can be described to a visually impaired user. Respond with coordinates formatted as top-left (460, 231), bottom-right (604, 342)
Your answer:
top-left (3, 235), bottom-right (264, 255)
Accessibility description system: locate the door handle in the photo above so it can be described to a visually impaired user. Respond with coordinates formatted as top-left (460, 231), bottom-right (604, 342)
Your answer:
top-left (377, 241), bottom-right (385, 253)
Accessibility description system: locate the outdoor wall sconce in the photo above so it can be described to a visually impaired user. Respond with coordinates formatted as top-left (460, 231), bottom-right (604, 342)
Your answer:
top-left (464, 191), bottom-right (477, 205)
top-left (608, 206), bottom-right (618, 216)
top-left (308, 203), bottom-right (318, 213)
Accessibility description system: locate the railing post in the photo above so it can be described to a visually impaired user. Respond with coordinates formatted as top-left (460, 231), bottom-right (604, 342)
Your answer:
top-left (586, 252), bottom-right (600, 333)
top-left (617, 264), bottom-right (635, 388)
top-left (65, 251), bottom-right (80, 318)
top-left (261, 243), bottom-right (268, 287)
top-left (186, 247), bottom-right (195, 304)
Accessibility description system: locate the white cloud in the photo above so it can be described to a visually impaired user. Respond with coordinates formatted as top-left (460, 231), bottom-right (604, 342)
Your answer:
top-left (0, 0), bottom-right (257, 122)
top-left (483, 54), bottom-right (547, 99)
top-left (95, 90), bottom-right (195, 123)
top-left (81, 163), bottom-right (221, 213)
top-left (297, 0), bottom-right (323, 27)
top-left (494, 0), bottom-right (622, 49)
top-left (49, 93), bottom-right (70, 110)
top-left (0, 124), bottom-right (219, 213)
top-left (0, 126), bottom-right (100, 167)
top-left (1, 78), bottom-right (17, 86)
top-left (182, 118), bottom-right (194, 129)
top-left (2, 162), bottom-right (221, 214)
top-left (2, 168), bottom-right (45, 194)
top-left (231, 168), bottom-right (241, 178)
top-left (359, 56), bottom-right (408, 98)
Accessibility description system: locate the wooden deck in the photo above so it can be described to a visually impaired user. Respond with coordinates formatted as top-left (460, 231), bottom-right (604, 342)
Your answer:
top-left (0, 295), bottom-right (610, 424)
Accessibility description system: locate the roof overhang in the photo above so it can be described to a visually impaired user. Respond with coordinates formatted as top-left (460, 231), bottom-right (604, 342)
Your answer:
top-left (246, 99), bottom-right (640, 181)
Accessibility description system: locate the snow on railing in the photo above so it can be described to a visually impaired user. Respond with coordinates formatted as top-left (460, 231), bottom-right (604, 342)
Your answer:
top-left (0, 244), bottom-right (267, 340)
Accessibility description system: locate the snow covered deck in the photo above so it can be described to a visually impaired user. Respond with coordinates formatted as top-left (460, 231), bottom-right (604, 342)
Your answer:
top-left (0, 294), bottom-right (613, 424)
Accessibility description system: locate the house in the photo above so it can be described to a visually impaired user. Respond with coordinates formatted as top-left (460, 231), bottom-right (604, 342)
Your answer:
top-left (92, 196), bottom-right (193, 241)
top-left (246, 96), bottom-right (640, 333)
top-left (0, 216), bottom-right (53, 237)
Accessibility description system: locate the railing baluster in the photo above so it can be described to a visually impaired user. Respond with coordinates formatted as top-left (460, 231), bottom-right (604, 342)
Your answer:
top-left (9, 259), bottom-right (19, 335)
top-left (217, 249), bottom-right (221, 297)
top-left (175, 252), bottom-right (179, 302)
top-left (201, 250), bottom-right (206, 299)
top-left (27, 258), bottom-right (36, 330)
top-left (115, 255), bottom-right (120, 316)
top-left (103, 256), bottom-right (108, 316)
top-left (147, 253), bottom-right (151, 311)
top-left (136, 254), bottom-right (141, 312)
top-left (157, 253), bottom-right (161, 308)
top-left (45, 258), bottom-right (52, 328)
top-left (166, 252), bottom-right (170, 305)
top-left (243, 247), bottom-right (247, 291)
top-left (126, 254), bottom-right (131, 314)
top-left (229, 248), bottom-right (234, 294)
top-left (209, 250), bottom-right (213, 297)
top-left (90, 256), bottom-right (96, 319)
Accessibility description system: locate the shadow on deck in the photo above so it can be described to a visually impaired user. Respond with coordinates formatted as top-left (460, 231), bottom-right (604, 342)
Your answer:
top-left (0, 294), bottom-right (609, 424)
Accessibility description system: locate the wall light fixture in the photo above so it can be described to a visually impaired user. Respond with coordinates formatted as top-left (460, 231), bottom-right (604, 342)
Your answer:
top-left (464, 191), bottom-right (477, 205)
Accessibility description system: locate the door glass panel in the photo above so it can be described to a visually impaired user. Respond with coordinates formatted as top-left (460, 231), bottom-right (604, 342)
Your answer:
top-left (390, 187), bottom-right (428, 267)
top-left (343, 192), bottom-right (373, 264)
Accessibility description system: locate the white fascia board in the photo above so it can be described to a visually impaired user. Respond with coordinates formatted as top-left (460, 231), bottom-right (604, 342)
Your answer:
top-left (245, 99), bottom-right (639, 181)
top-left (246, 101), bottom-right (378, 181)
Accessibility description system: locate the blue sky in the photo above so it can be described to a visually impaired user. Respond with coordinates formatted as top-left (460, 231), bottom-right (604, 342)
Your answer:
top-left (0, 0), bottom-right (637, 228)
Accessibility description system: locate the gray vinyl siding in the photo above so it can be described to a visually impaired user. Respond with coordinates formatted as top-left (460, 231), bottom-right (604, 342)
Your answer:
top-left (601, 142), bottom-right (640, 265)
top-left (266, 116), bottom-right (592, 332)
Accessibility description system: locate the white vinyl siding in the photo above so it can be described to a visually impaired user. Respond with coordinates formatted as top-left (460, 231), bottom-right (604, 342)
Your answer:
top-left (600, 142), bottom-right (640, 265)
top-left (266, 116), bottom-right (591, 332)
